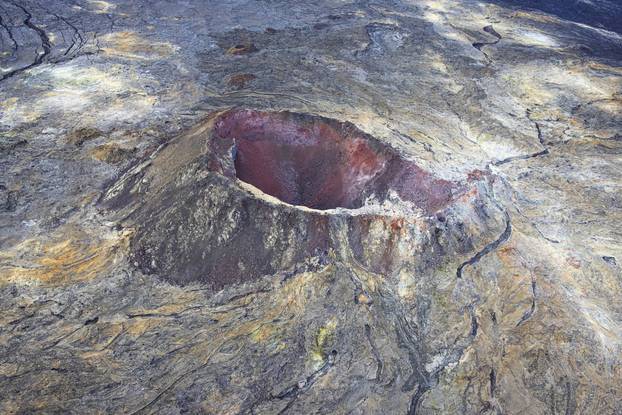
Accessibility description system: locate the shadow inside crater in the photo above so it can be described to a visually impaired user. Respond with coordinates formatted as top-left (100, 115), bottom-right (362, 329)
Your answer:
top-left (209, 109), bottom-right (458, 213)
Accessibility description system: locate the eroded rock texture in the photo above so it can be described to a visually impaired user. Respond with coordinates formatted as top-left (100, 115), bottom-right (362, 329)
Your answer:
top-left (1, 0), bottom-right (621, 414)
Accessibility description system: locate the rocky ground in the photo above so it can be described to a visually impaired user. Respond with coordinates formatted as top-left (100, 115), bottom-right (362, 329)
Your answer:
top-left (1, 0), bottom-right (621, 414)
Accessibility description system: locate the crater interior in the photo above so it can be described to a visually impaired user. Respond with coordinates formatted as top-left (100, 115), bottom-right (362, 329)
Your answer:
top-left (210, 109), bottom-right (458, 212)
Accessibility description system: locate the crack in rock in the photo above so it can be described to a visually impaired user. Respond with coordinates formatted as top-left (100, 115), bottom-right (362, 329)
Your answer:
top-left (472, 24), bottom-right (502, 61)
top-left (456, 211), bottom-right (512, 279)
top-left (0, 1), bottom-right (51, 82)
top-left (269, 350), bottom-right (338, 414)
top-left (365, 324), bottom-right (383, 382)
top-left (516, 277), bottom-right (537, 327)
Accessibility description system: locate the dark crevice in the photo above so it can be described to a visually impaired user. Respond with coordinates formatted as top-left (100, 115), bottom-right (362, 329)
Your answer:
top-left (83, 316), bottom-right (99, 325)
top-left (126, 305), bottom-right (215, 320)
top-left (392, 312), bottom-right (430, 414)
top-left (534, 121), bottom-right (545, 146)
top-left (405, 321), bottom-right (478, 414)
top-left (493, 110), bottom-right (550, 166)
top-left (472, 25), bottom-right (502, 60)
top-left (533, 223), bottom-right (559, 244)
top-left (271, 350), bottom-right (337, 414)
top-left (47, 10), bottom-right (85, 56)
top-left (42, 325), bottom-right (84, 350)
top-left (493, 121), bottom-right (549, 166)
top-left (10, 2), bottom-right (50, 60)
top-left (483, 25), bottom-right (502, 40)
top-left (469, 306), bottom-right (479, 337)
top-left (0, 2), bottom-right (96, 83)
top-left (492, 148), bottom-right (549, 166)
top-left (516, 278), bottom-right (537, 327)
top-left (490, 310), bottom-right (497, 324)
top-left (602, 256), bottom-right (617, 266)
top-left (0, 2), bottom-right (51, 82)
top-left (378, 278), bottom-right (480, 415)
top-left (457, 211), bottom-right (512, 278)
top-left (407, 384), bottom-right (428, 415)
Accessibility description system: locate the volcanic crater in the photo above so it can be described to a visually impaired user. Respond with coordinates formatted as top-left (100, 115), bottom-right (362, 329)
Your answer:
top-left (103, 109), bottom-right (504, 289)
top-left (208, 109), bottom-right (458, 212)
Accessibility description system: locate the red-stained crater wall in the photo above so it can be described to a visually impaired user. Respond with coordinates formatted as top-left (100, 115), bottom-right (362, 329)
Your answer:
top-left (210, 109), bottom-right (459, 212)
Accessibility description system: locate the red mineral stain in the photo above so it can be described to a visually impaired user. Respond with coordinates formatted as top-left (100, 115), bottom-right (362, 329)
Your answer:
top-left (390, 218), bottom-right (404, 233)
top-left (208, 109), bottom-right (463, 212)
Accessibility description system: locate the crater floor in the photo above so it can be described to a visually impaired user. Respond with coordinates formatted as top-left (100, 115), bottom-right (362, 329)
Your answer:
top-left (1, 1), bottom-right (621, 414)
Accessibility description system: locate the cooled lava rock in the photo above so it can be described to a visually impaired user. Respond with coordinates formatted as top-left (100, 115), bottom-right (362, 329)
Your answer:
top-left (102, 109), bottom-right (506, 289)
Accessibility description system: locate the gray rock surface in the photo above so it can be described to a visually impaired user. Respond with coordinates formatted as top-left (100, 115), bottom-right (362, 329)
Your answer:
top-left (1, 0), bottom-right (621, 414)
